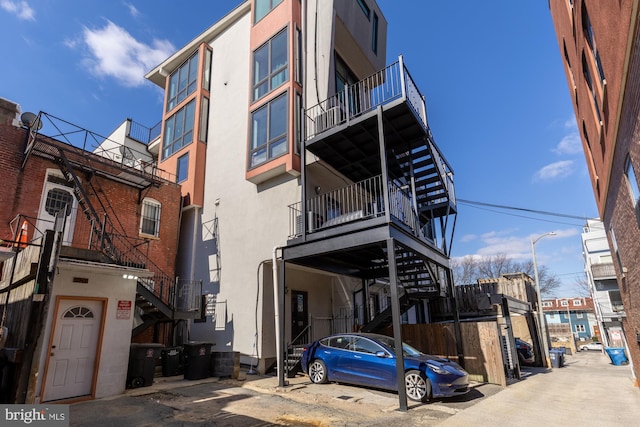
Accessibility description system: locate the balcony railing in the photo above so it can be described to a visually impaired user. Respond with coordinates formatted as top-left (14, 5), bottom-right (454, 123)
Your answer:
top-left (28, 112), bottom-right (176, 183)
top-left (23, 208), bottom-right (176, 308)
top-left (304, 57), bottom-right (455, 214)
top-left (305, 56), bottom-right (431, 139)
top-left (288, 175), bottom-right (426, 240)
top-left (591, 262), bottom-right (616, 279)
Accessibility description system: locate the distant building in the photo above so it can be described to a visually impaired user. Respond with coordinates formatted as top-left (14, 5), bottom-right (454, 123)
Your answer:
top-left (581, 219), bottom-right (625, 347)
top-left (549, 0), bottom-right (640, 381)
top-left (542, 297), bottom-right (598, 352)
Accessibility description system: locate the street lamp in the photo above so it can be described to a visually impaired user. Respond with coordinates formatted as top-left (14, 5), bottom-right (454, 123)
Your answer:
top-left (531, 232), bottom-right (556, 368)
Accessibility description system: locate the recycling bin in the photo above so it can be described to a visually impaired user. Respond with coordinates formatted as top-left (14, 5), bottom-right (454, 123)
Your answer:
top-left (549, 349), bottom-right (563, 368)
top-left (183, 341), bottom-right (213, 380)
top-left (161, 347), bottom-right (184, 377)
top-left (127, 343), bottom-right (164, 388)
top-left (605, 347), bottom-right (628, 366)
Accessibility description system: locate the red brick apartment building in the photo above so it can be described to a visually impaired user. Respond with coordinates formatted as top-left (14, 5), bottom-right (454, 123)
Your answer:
top-left (549, 0), bottom-right (640, 382)
top-left (0, 98), bottom-right (191, 404)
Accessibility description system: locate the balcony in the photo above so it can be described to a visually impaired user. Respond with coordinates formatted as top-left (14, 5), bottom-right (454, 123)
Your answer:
top-left (283, 56), bottom-right (455, 301)
top-left (303, 57), bottom-right (455, 224)
top-left (289, 175), bottom-right (429, 244)
top-left (591, 262), bottom-right (616, 279)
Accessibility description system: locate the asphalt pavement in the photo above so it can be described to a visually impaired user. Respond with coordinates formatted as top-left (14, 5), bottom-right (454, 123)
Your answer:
top-left (69, 350), bottom-right (640, 426)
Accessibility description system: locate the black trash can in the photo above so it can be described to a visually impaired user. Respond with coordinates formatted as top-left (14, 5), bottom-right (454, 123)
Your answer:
top-left (161, 347), bottom-right (184, 377)
top-left (183, 342), bottom-right (213, 380)
top-left (127, 343), bottom-right (164, 388)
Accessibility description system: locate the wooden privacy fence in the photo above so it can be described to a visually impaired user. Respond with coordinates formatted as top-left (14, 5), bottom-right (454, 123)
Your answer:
top-left (400, 322), bottom-right (507, 386)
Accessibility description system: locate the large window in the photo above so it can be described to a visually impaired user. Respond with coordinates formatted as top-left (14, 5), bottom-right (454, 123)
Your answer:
top-left (167, 52), bottom-right (199, 112)
top-left (255, 0), bottom-right (283, 23)
top-left (253, 29), bottom-right (288, 101)
top-left (249, 93), bottom-right (288, 168)
top-left (163, 99), bottom-right (196, 159)
top-left (140, 198), bottom-right (161, 237)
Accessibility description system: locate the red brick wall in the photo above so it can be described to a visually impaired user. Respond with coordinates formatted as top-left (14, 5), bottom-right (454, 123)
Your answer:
top-left (0, 123), bottom-right (182, 284)
top-left (549, 0), bottom-right (634, 217)
top-left (602, 23), bottom-right (640, 382)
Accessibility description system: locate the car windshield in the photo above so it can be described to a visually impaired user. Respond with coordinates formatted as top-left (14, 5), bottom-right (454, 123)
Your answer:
top-left (375, 336), bottom-right (423, 357)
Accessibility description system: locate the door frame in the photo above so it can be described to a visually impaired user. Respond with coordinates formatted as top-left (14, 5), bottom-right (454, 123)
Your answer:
top-left (290, 290), bottom-right (309, 342)
top-left (40, 296), bottom-right (108, 403)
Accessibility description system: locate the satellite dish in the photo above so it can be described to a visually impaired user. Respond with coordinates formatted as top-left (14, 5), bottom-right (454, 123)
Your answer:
top-left (119, 145), bottom-right (134, 159)
top-left (20, 112), bottom-right (43, 130)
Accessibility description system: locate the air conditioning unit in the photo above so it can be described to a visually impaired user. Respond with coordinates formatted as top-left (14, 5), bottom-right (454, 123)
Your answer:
top-left (314, 106), bottom-right (344, 134)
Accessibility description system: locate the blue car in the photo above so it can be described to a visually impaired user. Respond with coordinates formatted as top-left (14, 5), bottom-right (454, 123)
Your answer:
top-left (300, 333), bottom-right (469, 403)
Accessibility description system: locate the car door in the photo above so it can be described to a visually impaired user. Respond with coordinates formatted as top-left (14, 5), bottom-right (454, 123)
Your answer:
top-left (318, 336), bottom-right (353, 382)
top-left (344, 337), bottom-right (395, 390)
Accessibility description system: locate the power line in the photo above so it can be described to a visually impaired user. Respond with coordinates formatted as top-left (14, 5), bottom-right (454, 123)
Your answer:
top-left (457, 198), bottom-right (594, 222)
top-left (460, 203), bottom-right (584, 227)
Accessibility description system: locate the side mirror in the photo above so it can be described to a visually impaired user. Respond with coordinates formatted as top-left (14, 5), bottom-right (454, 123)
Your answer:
top-left (375, 351), bottom-right (390, 358)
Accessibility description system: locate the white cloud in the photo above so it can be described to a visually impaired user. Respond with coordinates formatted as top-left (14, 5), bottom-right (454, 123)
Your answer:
top-left (1, 0), bottom-right (35, 21)
top-left (124, 1), bottom-right (140, 18)
top-left (456, 227), bottom-right (578, 263)
top-left (80, 20), bottom-right (174, 87)
top-left (459, 233), bottom-right (477, 243)
top-left (534, 160), bottom-right (574, 181)
top-left (553, 132), bottom-right (582, 155)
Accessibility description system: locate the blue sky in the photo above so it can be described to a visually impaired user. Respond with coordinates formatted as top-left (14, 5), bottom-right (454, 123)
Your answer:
top-left (1, 1), bottom-right (598, 297)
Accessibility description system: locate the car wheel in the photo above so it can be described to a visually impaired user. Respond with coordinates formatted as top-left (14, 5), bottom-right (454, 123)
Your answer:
top-left (308, 359), bottom-right (328, 384)
top-left (405, 370), bottom-right (431, 403)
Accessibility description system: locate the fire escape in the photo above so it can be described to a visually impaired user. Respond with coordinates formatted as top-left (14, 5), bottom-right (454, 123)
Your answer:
top-left (283, 56), bottom-right (457, 335)
top-left (20, 113), bottom-right (201, 335)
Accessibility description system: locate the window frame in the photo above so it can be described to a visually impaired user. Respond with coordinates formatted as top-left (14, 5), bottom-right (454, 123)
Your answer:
top-left (254, 0), bottom-right (284, 24)
top-left (162, 99), bottom-right (196, 160)
top-left (140, 198), bottom-right (162, 238)
top-left (166, 51), bottom-right (200, 113)
top-left (248, 92), bottom-right (289, 169)
top-left (357, 0), bottom-right (371, 20)
top-left (177, 152), bottom-right (189, 183)
top-left (253, 27), bottom-right (289, 102)
top-left (372, 12), bottom-right (379, 54)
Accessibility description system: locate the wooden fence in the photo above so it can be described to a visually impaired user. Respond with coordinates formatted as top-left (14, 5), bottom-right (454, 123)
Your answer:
top-left (400, 321), bottom-right (507, 386)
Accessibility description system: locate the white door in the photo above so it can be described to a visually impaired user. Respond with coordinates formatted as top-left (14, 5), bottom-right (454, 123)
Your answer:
top-left (36, 172), bottom-right (78, 245)
top-left (43, 299), bottom-right (103, 402)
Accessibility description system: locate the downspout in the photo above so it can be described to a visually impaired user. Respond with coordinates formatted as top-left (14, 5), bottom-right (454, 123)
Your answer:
top-left (190, 207), bottom-right (200, 281)
top-left (272, 245), bottom-right (284, 386)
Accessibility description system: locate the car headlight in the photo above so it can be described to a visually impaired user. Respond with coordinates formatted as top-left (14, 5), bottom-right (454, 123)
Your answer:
top-left (427, 363), bottom-right (448, 375)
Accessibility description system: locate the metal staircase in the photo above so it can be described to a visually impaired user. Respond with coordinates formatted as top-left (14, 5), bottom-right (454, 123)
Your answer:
top-left (23, 128), bottom-right (193, 332)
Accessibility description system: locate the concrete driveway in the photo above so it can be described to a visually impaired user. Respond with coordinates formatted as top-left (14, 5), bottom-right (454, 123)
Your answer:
top-left (439, 349), bottom-right (640, 426)
top-left (69, 350), bottom-right (639, 426)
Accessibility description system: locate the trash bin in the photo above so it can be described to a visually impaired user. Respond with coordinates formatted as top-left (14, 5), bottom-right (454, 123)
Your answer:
top-left (211, 351), bottom-right (240, 378)
top-left (127, 343), bottom-right (164, 388)
top-left (161, 347), bottom-right (184, 377)
top-left (549, 349), bottom-right (562, 368)
top-left (183, 342), bottom-right (213, 380)
top-left (605, 347), bottom-right (629, 366)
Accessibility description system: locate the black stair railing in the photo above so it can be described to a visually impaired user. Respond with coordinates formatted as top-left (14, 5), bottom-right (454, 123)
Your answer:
top-left (51, 145), bottom-right (175, 310)
top-left (286, 325), bottom-right (311, 377)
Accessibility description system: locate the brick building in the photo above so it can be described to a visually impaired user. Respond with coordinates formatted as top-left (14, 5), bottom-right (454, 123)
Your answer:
top-left (0, 98), bottom-right (187, 403)
top-left (549, 0), bottom-right (640, 382)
